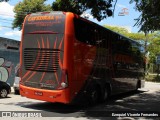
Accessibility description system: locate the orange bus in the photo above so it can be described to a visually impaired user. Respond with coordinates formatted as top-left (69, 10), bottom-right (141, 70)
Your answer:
top-left (20, 11), bottom-right (145, 105)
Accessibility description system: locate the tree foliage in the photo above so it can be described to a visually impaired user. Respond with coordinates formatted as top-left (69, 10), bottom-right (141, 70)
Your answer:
top-left (104, 25), bottom-right (147, 40)
top-left (148, 34), bottom-right (160, 63)
top-left (130, 0), bottom-right (160, 32)
top-left (104, 25), bottom-right (128, 34)
top-left (52, 0), bottom-right (113, 21)
top-left (104, 25), bottom-right (160, 63)
top-left (13, 0), bottom-right (115, 29)
top-left (13, 0), bottom-right (52, 30)
top-left (104, 25), bottom-right (157, 41)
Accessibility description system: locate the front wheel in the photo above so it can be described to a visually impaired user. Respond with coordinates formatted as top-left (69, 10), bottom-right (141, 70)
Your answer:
top-left (0, 88), bottom-right (8, 98)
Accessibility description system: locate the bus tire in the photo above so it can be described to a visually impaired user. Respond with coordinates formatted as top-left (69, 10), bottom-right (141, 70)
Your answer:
top-left (88, 86), bottom-right (100, 105)
top-left (101, 85), bottom-right (109, 102)
top-left (135, 80), bottom-right (140, 91)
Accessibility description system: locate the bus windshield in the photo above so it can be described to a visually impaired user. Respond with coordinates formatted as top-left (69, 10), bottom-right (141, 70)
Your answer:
top-left (24, 12), bottom-right (65, 34)
top-left (21, 12), bottom-right (66, 90)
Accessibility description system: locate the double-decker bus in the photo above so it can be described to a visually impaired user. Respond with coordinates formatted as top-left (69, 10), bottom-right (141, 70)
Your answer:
top-left (20, 11), bottom-right (145, 105)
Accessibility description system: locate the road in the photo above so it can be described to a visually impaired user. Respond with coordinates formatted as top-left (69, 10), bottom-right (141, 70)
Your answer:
top-left (0, 82), bottom-right (160, 120)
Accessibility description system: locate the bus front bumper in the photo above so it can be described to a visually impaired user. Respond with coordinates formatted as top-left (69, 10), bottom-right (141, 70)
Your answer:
top-left (20, 84), bottom-right (70, 104)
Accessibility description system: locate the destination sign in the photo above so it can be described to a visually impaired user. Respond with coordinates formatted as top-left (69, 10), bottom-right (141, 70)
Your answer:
top-left (27, 15), bottom-right (63, 22)
top-left (24, 12), bottom-right (65, 34)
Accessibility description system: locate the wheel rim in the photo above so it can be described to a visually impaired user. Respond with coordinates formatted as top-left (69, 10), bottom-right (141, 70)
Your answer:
top-left (1, 89), bottom-right (7, 98)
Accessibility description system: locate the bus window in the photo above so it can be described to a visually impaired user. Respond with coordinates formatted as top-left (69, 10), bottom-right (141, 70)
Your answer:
top-left (74, 18), bottom-right (96, 45)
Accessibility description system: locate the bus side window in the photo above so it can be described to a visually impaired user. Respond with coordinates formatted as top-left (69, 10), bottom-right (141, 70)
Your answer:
top-left (112, 34), bottom-right (120, 52)
top-left (74, 18), bottom-right (85, 43)
top-left (123, 40), bottom-right (132, 53)
top-left (95, 29), bottom-right (108, 49)
top-left (74, 18), bottom-right (96, 45)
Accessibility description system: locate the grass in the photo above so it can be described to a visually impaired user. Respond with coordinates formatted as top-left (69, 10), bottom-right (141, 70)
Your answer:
top-left (145, 74), bottom-right (160, 82)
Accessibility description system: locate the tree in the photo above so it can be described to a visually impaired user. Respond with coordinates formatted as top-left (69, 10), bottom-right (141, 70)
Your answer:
top-left (104, 25), bottom-right (157, 41)
top-left (13, 0), bottom-right (115, 30)
top-left (148, 34), bottom-right (160, 63)
top-left (52, 0), bottom-right (113, 21)
top-left (130, 0), bottom-right (160, 32)
top-left (13, 0), bottom-right (52, 30)
top-left (103, 25), bottom-right (129, 35)
top-left (104, 25), bottom-right (148, 40)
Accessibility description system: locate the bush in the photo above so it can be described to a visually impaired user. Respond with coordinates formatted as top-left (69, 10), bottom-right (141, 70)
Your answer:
top-left (145, 74), bottom-right (160, 82)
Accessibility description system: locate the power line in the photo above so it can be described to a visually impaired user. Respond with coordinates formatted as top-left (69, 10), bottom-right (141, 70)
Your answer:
top-left (0, 12), bottom-right (29, 17)
top-left (0, 26), bottom-right (12, 28)
top-left (0, 18), bottom-right (13, 21)
top-left (0, 10), bottom-right (50, 16)
top-left (0, 13), bottom-right (14, 17)
top-left (0, 10), bottom-right (56, 18)
top-left (0, 20), bottom-right (12, 24)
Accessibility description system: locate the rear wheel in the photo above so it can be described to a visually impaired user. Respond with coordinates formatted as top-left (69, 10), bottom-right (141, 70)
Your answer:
top-left (101, 86), bottom-right (109, 102)
top-left (0, 88), bottom-right (8, 98)
top-left (135, 80), bottom-right (140, 91)
top-left (131, 80), bottom-right (140, 94)
top-left (88, 86), bottom-right (100, 105)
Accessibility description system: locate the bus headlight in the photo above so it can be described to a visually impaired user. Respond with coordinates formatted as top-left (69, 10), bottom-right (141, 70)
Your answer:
top-left (61, 82), bottom-right (67, 88)
top-left (57, 69), bottom-right (68, 89)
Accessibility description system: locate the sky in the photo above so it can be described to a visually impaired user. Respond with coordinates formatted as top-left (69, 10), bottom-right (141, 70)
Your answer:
top-left (0, 0), bottom-right (141, 41)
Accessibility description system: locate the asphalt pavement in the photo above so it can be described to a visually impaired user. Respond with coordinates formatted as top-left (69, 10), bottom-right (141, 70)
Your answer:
top-left (0, 82), bottom-right (160, 120)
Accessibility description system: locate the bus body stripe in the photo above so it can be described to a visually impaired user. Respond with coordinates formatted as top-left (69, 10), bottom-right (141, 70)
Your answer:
top-left (58, 37), bottom-right (63, 69)
top-left (54, 37), bottom-right (59, 84)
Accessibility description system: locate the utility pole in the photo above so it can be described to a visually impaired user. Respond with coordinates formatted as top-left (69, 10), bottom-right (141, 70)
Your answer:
top-left (144, 32), bottom-right (148, 75)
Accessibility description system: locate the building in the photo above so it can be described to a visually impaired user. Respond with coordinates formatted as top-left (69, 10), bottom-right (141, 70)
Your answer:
top-left (0, 37), bottom-right (20, 86)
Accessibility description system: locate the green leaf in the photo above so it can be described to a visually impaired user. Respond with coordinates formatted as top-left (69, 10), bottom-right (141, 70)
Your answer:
top-left (13, 0), bottom-right (52, 30)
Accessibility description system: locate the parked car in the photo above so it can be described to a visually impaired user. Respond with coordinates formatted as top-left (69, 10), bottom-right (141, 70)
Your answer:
top-left (0, 81), bottom-right (11, 98)
top-left (13, 65), bottom-right (20, 94)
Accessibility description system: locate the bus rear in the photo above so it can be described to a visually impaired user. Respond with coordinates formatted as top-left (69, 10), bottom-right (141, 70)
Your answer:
top-left (20, 12), bottom-right (71, 103)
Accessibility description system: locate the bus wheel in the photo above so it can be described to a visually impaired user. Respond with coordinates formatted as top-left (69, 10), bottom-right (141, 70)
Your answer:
top-left (88, 87), bottom-right (99, 105)
top-left (135, 80), bottom-right (140, 91)
top-left (101, 86), bottom-right (109, 102)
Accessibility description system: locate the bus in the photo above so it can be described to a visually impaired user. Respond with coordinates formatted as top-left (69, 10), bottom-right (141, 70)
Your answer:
top-left (20, 11), bottom-right (145, 105)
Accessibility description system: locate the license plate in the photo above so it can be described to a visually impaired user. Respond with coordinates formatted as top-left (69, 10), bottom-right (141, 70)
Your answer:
top-left (34, 91), bottom-right (43, 96)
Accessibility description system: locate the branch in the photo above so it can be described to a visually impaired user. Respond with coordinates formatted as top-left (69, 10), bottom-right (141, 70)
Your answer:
top-left (112, 0), bottom-right (118, 17)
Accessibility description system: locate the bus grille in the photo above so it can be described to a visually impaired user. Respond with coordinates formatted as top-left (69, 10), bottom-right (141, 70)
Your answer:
top-left (24, 48), bottom-right (60, 72)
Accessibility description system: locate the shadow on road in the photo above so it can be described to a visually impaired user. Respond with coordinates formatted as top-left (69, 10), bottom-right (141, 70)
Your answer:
top-left (15, 89), bottom-right (160, 119)
top-left (85, 90), bottom-right (160, 120)
top-left (0, 96), bottom-right (12, 99)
